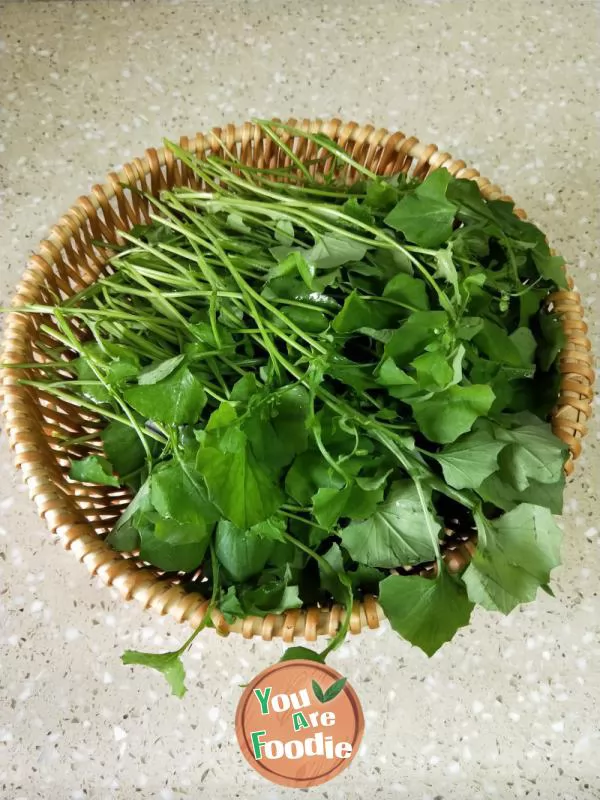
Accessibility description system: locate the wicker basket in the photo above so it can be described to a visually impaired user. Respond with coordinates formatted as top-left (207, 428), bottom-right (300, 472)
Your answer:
top-left (1, 120), bottom-right (594, 642)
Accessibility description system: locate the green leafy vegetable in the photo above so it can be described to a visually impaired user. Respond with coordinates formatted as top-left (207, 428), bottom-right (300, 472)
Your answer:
top-left (385, 169), bottom-right (456, 247)
top-left (341, 482), bottom-right (439, 567)
top-left (69, 455), bottom-right (119, 487)
top-left (280, 646), bottom-right (325, 663)
top-left (463, 504), bottom-right (562, 613)
top-left (121, 650), bottom-right (187, 698)
top-left (379, 570), bottom-right (474, 656)
top-left (409, 385), bottom-right (495, 443)
top-left (140, 518), bottom-right (210, 573)
top-left (215, 520), bottom-right (274, 581)
top-left (434, 430), bottom-right (505, 490)
top-left (151, 457), bottom-right (219, 527)
top-left (17, 122), bottom-right (569, 682)
top-left (125, 365), bottom-right (206, 425)
top-left (196, 440), bottom-right (283, 529)
top-left (101, 421), bottom-right (150, 480)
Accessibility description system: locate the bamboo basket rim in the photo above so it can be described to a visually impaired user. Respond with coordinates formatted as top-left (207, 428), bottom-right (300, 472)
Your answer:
top-left (0, 119), bottom-right (595, 643)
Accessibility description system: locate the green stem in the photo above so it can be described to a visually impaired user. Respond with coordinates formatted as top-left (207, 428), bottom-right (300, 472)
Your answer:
top-left (279, 509), bottom-right (329, 533)
top-left (18, 380), bottom-right (157, 431)
top-left (281, 531), bottom-right (353, 658)
top-left (178, 543), bottom-right (220, 655)
top-left (55, 310), bottom-right (154, 463)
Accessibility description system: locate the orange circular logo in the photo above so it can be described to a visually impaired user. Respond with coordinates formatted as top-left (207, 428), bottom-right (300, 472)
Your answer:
top-left (235, 659), bottom-right (364, 787)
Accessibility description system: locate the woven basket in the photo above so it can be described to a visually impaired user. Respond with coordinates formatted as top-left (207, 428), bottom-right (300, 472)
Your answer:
top-left (1, 120), bottom-right (594, 642)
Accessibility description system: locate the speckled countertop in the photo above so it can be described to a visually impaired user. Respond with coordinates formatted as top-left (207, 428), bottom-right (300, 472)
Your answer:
top-left (1, 1), bottom-right (599, 798)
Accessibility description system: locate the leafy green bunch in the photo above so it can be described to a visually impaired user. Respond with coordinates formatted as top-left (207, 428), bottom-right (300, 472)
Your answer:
top-left (14, 122), bottom-right (569, 696)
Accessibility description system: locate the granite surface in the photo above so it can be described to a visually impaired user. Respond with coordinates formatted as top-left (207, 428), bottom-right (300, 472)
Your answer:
top-left (0, 1), bottom-right (599, 798)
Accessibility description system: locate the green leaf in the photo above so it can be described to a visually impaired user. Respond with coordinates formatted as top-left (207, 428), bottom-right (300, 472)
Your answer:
top-left (449, 344), bottom-right (466, 385)
top-left (280, 646), bottom-right (325, 663)
top-left (457, 316), bottom-right (484, 340)
top-left (490, 503), bottom-right (563, 584)
top-left (69, 455), bottom-right (119, 487)
top-left (219, 585), bottom-right (245, 624)
top-left (229, 375), bottom-right (258, 402)
top-left (477, 472), bottom-right (565, 514)
top-left (323, 677), bottom-right (347, 702)
top-left (139, 519), bottom-right (210, 572)
top-left (379, 570), bottom-right (474, 656)
top-left (268, 251), bottom-right (316, 289)
top-left (243, 385), bottom-right (310, 473)
top-left (384, 311), bottom-right (449, 365)
top-left (125, 365), bottom-right (206, 425)
top-left (365, 180), bottom-right (398, 210)
top-left (138, 354), bottom-right (186, 385)
top-left (105, 520), bottom-right (140, 552)
top-left (376, 358), bottom-right (420, 399)
top-left (312, 679), bottom-right (326, 703)
top-left (519, 288), bottom-right (547, 326)
top-left (384, 170), bottom-right (456, 247)
top-left (433, 246), bottom-right (459, 295)
top-left (101, 421), bottom-right (149, 479)
top-left (106, 478), bottom-right (152, 551)
top-left (323, 355), bottom-right (380, 393)
top-left (473, 320), bottom-right (530, 367)
top-left (463, 504), bottom-right (563, 613)
top-left (285, 450), bottom-right (343, 506)
top-left (462, 548), bottom-right (541, 613)
top-left (342, 197), bottom-right (375, 226)
top-left (312, 483), bottom-right (384, 530)
top-left (347, 564), bottom-right (385, 591)
top-left (366, 247), bottom-right (413, 279)
top-left (74, 342), bottom-right (140, 403)
top-left (285, 306), bottom-right (329, 333)
top-left (383, 273), bottom-right (429, 310)
top-left (215, 520), bottom-right (273, 582)
top-left (151, 458), bottom-right (219, 527)
top-left (319, 543), bottom-right (346, 602)
top-left (451, 227), bottom-right (490, 259)
top-left (490, 415), bottom-right (567, 489)
top-left (519, 475), bottom-right (567, 514)
top-left (434, 430), bottom-right (506, 490)
top-left (509, 327), bottom-right (537, 364)
top-left (411, 350), bottom-right (454, 391)
top-left (188, 318), bottom-right (234, 349)
top-left (312, 487), bottom-right (351, 530)
top-left (341, 481), bottom-right (439, 567)
top-left (446, 176), bottom-right (490, 220)
top-left (72, 358), bottom-right (110, 403)
top-left (468, 359), bottom-right (534, 414)
top-left (122, 650), bottom-right (186, 698)
top-left (486, 200), bottom-right (542, 246)
top-left (241, 581), bottom-right (303, 617)
top-left (250, 515), bottom-right (287, 542)
top-left (343, 483), bottom-right (385, 519)
top-left (263, 274), bottom-right (340, 310)
top-left (332, 290), bottom-right (394, 333)
top-left (274, 219), bottom-right (295, 245)
top-left (227, 212), bottom-right (251, 233)
top-left (409, 385), bottom-right (495, 444)
top-left (538, 311), bottom-right (566, 371)
top-left (196, 441), bottom-right (283, 529)
top-left (304, 234), bottom-right (368, 269)
top-left (532, 248), bottom-right (568, 289)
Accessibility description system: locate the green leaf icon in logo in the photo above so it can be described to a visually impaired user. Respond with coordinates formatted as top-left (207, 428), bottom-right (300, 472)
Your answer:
top-left (312, 676), bottom-right (347, 704)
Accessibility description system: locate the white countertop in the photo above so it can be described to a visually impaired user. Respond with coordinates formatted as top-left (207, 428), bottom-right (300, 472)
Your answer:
top-left (0, 1), bottom-right (599, 798)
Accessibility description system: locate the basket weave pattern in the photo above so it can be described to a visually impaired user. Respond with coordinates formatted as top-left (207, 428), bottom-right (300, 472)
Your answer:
top-left (1, 120), bottom-right (594, 640)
